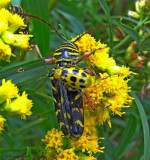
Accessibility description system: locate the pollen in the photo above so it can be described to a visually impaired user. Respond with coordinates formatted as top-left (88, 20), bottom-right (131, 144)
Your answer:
top-left (57, 148), bottom-right (79, 160)
top-left (42, 128), bottom-right (63, 152)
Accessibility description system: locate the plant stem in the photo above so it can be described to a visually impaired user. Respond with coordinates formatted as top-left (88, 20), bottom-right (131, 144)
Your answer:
top-left (112, 17), bottom-right (148, 51)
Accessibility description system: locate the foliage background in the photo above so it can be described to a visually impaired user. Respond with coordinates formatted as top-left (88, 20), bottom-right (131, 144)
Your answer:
top-left (0, 0), bottom-right (150, 159)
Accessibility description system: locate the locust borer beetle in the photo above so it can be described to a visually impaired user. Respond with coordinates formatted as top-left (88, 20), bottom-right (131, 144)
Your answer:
top-left (15, 10), bottom-right (107, 140)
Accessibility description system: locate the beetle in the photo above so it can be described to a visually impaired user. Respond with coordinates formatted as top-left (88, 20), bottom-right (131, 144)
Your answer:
top-left (31, 35), bottom-right (106, 140)
top-left (15, 9), bottom-right (107, 140)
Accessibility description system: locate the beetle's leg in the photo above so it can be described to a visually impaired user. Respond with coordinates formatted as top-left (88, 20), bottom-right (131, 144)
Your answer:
top-left (27, 45), bottom-right (55, 64)
top-left (77, 46), bottom-right (107, 63)
top-left (83, 91), bottom-right (95, 111)
top-left (84, 68), bottom-right (109, 80)
top-left (12, 47), bottom-right (16, 53)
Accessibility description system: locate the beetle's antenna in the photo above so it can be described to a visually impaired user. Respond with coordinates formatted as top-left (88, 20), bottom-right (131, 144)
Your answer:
top-left (22, 13), bottom-right (66, 41)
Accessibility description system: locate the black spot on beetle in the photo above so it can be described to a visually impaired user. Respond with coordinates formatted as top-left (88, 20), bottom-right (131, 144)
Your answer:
top-left (72, 70), bottom-right (79, 75)
top-left (79, 79), bottom-right (85, 84)
top-left (80, 85), bottom-right (86, 88)
top-left (70, 76), bottom-right (77, 82)
top-left (62, 70), bottom-right (68, 77)
top-left (71, 83), bottom-right (76, 86)
top-left (81, 73), bottom-right (87, 77)
top-left (61, 78), bottom-right (67, 82)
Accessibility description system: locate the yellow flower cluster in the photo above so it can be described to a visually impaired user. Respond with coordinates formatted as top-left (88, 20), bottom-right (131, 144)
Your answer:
top-left (73, 33), bottom-right (133, 127)
top-left (42, 128), bottom-right (63, 152)
top-left (0, 0), bottom-right (32, 62)
top-left (0, 0), bottom-right (10, 8)
top-left (0, 79), bottom-right (33, 133)
top-left (42, 128), bottom-right (101, 160)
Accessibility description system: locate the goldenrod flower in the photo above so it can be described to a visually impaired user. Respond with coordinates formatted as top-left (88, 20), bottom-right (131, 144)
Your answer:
top-left (42, 128), bottom-right (63, 152)
top-left (72, 33), bottom-right (96, 53)
top-left (73, 33), bottom-right (133, 126)
top-left (45, 149), bottom-right (58, 160)
top-left (0, 0), bottom-right (11, 8)
top-left (0, 39), bottom-right (14, 61)
top-left (0, 115), bottom-right (6, 134)
top-left (57, 148), bottom-right (79, 160)
top-left (73, 126), bottom-right (104, 155)
top-left (0, 79), bottom-right (18, 104)
top-left (107, 65), bottom-right (132, 77)
top-left (2, 31), bottom-right (31, 49)
top-left (0, 92), bottom-right (33, 119)
top-left (0, 8), bottom-right (32, 62)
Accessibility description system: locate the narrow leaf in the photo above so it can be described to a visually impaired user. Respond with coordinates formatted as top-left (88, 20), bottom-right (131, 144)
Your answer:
top-left (114, 114), bottom-right (137, 158)
top-left (119, 22), bottom-right (140, 44)
top-left (25, 147), bottom-right (32, 160)
top-left (130, 91), bottom-right (150, 160)
top-left (99, 0), bottom-right (113, 47)
top-left (0, 60), bottom-right (53, 86)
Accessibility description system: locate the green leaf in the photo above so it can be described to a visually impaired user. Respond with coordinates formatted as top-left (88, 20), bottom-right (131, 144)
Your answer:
top-left (130, 91), bottom-right (150, 160)
top-left (22, 0), bottom-right (50, 56)
top-left (114, 114), bottom-right (137, 158)
top-left (139, 36), bottom-right (150, 51)
top-left (0, 60), bottom-right (53, 86)
top-left (99, 0), bottom-right (113, 47)
top-left (13, 117), bottom-right (47, 135)
top-left (59, 24), bottom-right (69, 40)
top-left (25, 147), bottom-right (32, 160)
top-left (56, 9), bottom-right (85, 34)
top-left (119, 22), bottom-right (140, 44)
top-left (48, 0), bottom-right (59, 11)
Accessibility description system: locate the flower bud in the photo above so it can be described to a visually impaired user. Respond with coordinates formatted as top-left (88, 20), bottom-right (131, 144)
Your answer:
top-left (128, 10), bottom-right (140, 19)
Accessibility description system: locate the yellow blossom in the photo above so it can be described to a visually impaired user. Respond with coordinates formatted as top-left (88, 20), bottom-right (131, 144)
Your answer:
top-left (107, 65), bottom-right (132, 77)
top-left (0, 79), bottom-right (18, 104)
top-left (2, 31), bottom-right (31, 49)
top-left (57, 148), bottom-right (79, 160)
top-left (73, 33), bottom-right (96, 53)
top-left (94, 107), bottom-right (111, 127)
top-left (73, 126), bottom-right (104, 155)
top-left (0, 115), bottom-right (6, 134)
top-left (0, 8), bottom-right (33, 62)
top-left (42, 128), bottom-right (63, 152)
top-left (0, 0), bottom-right (11, 8)
top-left (0, 38), bottom-right (14, 62)
top-left (0, 92), bottom-right (33, 119)
top-left (83, 77), bottom-right (103, 110)
top-left (45, 148), bottom-right (58, 160)
top-left (85, 40), bottom-right (112, 71)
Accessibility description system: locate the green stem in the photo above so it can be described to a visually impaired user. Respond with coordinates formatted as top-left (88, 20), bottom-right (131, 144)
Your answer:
top-left (112, 17), bottom-right (148, 50)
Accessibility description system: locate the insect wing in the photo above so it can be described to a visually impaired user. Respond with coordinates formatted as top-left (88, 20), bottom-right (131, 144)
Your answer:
top-left (51, 78), bottom-right (84, 141)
